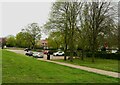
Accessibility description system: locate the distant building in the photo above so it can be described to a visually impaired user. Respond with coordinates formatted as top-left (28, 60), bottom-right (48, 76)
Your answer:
top-left (41, 39), bottom-right (48, 46)
top-left (37, 39), bottom-right (48, 49)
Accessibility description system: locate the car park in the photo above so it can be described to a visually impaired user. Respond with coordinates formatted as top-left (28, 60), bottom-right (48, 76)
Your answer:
top-left (33, 52), bottom-right (43, 58)
top-left (53, 51), bottom-right (64, 56)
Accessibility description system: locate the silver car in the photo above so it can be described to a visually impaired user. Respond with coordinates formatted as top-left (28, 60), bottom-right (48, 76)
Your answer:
top-left (33, 52), bottom-right (43, 58)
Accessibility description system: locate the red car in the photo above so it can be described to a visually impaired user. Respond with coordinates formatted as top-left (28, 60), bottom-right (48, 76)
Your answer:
top-left (43, 51), bottom-right (48, 54)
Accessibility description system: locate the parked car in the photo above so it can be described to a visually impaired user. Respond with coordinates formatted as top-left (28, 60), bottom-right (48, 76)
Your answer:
top-left (111, 50), bottom-right (117, 53)
top-left (25, 51), bottom-right (33, 56)
top-left (53, 51), bottom-right (64, 56)
top-left (33, 52), bottom-right (43, 58)
top-left (24, 48), bottom-right (31, 52)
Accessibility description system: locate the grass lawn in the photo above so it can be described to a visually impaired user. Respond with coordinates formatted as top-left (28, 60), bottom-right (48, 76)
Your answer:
top-left (2, 50), bottom-right (119, 83)
top-left (53, 57), bottom-right (119, 72)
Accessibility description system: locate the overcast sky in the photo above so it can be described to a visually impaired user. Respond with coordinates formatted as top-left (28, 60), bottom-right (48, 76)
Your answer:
top-left (1, 2), bottom-right (53, 39)
top-left (0, 1), bottom-right (119, 39)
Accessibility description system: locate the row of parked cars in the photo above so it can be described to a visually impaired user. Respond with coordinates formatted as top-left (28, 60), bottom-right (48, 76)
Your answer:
top-left (25, 51), bottom-right (44, 58)
top-left (24, 48), bottom-right (65, 57)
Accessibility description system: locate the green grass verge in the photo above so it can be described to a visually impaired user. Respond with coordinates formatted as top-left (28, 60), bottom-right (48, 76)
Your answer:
top-left (2, 50), bottom-right (119, 83)
top-left (53, 57), bottom-right (119, 73)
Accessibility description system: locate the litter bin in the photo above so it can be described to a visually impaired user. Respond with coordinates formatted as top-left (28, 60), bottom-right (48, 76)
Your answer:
top-left (47, 51), bottom-right (50, 60)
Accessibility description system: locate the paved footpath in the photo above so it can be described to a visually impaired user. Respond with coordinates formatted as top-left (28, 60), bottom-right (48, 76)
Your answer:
top-left (37, 59), bottom-right (120, 78)
top-left (7, 49), bottom-right (120, 78)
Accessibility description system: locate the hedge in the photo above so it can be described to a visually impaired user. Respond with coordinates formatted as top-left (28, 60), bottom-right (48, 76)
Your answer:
top-left (85, 52), bottom-right (120, 60)
top-left (65, 51), bottom-right (120, 60)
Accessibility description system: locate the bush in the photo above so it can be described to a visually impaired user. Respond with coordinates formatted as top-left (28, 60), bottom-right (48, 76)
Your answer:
top-left (47, 48), bottom-right (57, 50)
top-left (85, 51), bottom-right (120, 60)
top-left (65, 51), bottom-right (78, 56)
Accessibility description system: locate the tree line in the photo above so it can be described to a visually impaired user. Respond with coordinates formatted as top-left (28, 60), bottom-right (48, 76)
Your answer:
top-left (4, 23), bottom-right (41, 49)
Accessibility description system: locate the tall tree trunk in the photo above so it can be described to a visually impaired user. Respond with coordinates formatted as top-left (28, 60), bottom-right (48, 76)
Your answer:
top-left (91, 2), bottom-right (97, 63)
top-left (118, 2), bottom-right (120, 52)
top-left (2, 45), bottom-right (4, 49)
top-left (92, 51), bottom-right (95, 62)
top-left (118, 27), bottom-right (120, 52)
top-left (64, 18), bottom-right (68, 61)
top-left (69, 24), bottom-right (74, 62)
top-left (92, 32), bottom-right (96, 62)
top-left (64, 3), bottom-right (69, 61)
top-left (64, 41), bottom-right (67, 60)
top-left (81, 50), bottom-right (84, 60)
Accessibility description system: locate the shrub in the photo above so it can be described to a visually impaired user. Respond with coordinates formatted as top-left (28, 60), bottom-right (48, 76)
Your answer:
top-left (85, 51), bottom-right (120, 60)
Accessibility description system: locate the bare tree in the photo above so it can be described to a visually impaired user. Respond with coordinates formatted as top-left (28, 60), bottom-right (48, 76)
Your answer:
top-left (118, 2), bottom-right (120, 52)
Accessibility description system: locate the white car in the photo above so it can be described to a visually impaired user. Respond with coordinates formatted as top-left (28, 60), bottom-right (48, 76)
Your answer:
top-left (33, 52), bottom-right (43, 58)
top-left (111, 50), bottom-right (117, 53)
top-left (53, 51), bottom-right (64, 56)
top-left (25, 51), bottom-right (33, 56)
